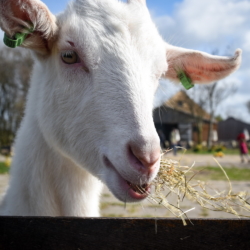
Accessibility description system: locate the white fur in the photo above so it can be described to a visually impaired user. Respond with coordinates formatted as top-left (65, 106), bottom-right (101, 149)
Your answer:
top-left (0, 0), bottom-right (241, 216)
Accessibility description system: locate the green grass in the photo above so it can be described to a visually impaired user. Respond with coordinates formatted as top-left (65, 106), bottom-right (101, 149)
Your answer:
top-left (185, 149), bottom-right (239, 155)
top-left (222, 149), bottom-right (240, 155)
top-left (0, 162), bottom-right (10, 174)
top-left (195, 166), bottom-right (250, 181)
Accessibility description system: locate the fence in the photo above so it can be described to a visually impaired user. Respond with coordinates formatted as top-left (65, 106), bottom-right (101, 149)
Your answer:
top-left (0, 217), bottom-right (249, 250)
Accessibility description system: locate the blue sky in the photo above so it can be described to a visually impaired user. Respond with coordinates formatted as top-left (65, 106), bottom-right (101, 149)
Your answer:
top-left (1, 0), bottom-right (249, 122)
top-left (42, 0), bottom-right (68, 14)
top-left (147, 0), bottom-right (182, 15)
top-left (43, 0), bottom-right (181, 16)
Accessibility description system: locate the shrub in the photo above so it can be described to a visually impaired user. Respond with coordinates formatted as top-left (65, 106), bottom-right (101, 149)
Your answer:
top-left (193, 144), bottom-right (203, 152)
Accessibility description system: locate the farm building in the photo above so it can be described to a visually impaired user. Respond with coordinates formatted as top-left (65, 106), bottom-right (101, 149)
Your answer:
top-left (153, 91), bottom-right (217, 147)
top-left (218, 117), bottom-right (250, 142)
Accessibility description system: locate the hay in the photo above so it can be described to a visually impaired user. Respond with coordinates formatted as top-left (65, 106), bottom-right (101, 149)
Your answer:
top-left (147, 150), bottom-right (250, 225)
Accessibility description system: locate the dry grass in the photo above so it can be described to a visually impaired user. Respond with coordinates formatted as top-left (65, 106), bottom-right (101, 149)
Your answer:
top-left (146, 150), bottom-right (250, 225)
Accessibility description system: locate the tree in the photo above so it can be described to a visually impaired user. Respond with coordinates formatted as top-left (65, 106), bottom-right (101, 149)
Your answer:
top-left (204, 81), bottom-right (237, 148)
top-left (187, 81), bottom-right (236, 148)
top-left (247, 100), bottom-right (250, 114)
top-left (0, 47), bottom-right (33, 146)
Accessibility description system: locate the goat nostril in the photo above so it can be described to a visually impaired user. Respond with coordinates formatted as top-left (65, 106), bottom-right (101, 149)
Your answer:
top-left (128, 143), bottom-right (160, 172)
top-left (138, 155), bottom-right (159, 170)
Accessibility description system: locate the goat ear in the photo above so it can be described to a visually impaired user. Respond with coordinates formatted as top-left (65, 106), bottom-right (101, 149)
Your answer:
top-left (163, 44), bottom-right (242, 85)
top-left (0, 0), bottom-right (58, 55)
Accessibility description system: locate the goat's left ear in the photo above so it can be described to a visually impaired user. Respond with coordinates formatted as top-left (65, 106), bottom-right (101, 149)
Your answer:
top-left (163, 44), bottom-right (242, 84)
top-left (0, 0), bottom-right (58, 55)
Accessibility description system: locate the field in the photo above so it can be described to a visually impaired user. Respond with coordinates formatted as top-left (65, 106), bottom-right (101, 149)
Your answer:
top-left (0, 162), bottom-right (9, 174)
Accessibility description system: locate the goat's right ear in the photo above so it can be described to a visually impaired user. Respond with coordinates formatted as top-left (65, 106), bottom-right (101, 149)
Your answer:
top-left (0, 0), bottom-right (58, 55)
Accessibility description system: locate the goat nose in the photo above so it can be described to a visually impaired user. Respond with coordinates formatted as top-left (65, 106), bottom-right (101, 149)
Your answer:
top-left (128, 142), bottom-right (161, 174)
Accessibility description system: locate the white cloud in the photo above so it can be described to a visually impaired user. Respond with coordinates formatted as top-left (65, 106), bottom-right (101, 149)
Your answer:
top-left (155, 0), bottom-right (250, 46)
top-left (153, 0), bottom-right (250, 123)
top-left (243, 31), bottom-right (250, 53)
top-left (217, 93), bottom-right (250, 123)
top-left (176, 0), bottom-right (250, 42)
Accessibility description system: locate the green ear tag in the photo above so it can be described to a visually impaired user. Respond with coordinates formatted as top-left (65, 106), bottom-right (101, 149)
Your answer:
top-left (177, 71), bottom-right (194, 90)
top-left (3, 27), bottom-right (34, 48)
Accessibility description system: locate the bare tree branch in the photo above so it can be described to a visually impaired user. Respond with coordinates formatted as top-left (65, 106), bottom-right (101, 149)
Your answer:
top-left (0, 47), bottom-right (33, 146)
top-left (187, 81), bottom-right (237, 148)
top-left (247, 100), bottom-right (250, 114)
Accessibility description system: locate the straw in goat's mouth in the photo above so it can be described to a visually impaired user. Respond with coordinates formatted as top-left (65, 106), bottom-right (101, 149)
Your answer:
top-left (126, 181), bottom-right (148, 194)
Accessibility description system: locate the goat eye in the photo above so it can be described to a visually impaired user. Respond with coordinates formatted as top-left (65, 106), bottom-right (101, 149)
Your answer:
top-left (61, 51), bottom-right (79, 64)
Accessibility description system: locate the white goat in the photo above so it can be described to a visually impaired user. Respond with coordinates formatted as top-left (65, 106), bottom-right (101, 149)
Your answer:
top-left (0, 0), bottom-right (241, 216)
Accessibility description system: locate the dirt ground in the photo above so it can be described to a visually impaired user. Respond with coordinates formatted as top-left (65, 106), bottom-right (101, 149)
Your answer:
top-left (163, 151), bottom-right (250, 168)
top-left (1, 153), bottom-right (250, 219)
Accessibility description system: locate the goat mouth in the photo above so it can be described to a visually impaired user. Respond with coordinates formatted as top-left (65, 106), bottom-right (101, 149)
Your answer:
top-left (121, 178), bottom-right (151, 200)
top-left (126, 181), bottom-right (150, 195)
top-left (103, 156), bottom-right (151, 201)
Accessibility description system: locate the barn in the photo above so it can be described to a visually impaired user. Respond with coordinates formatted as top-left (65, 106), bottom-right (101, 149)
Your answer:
top-left (218, 117), bottom-right (250, 142)
top-left (153, 91), bottom-right (217, 147)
